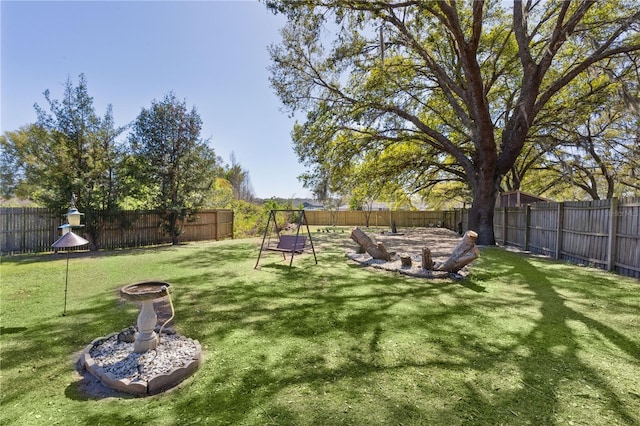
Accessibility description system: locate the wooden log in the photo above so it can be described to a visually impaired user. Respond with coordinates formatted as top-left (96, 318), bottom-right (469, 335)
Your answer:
top-left (436, 230), bottom-right (479, 273)
top-left (400, 254), bottom-right (412, 267)
top-left (421, 247), bottom-right (433, 270)
top-left (350, 227), bottom-right (392, 261)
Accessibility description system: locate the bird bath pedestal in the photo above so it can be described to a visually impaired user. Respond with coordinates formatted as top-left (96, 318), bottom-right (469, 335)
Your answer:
top-left (120, 281), bottom-right (170, 353)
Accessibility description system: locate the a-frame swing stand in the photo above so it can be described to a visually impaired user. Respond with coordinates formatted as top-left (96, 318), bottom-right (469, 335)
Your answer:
top-left (255, 209), bottom-right (317, 270)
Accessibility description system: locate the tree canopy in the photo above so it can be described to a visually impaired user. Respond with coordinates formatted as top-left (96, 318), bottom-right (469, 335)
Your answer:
top-left (267, 0), bottom-right (640, 244)
top-left (1, 76), bottom-right (261, 244)
top-left (128, 92), bottom-right (219, 245)
top-left (0, 74), bottom-right (126, 249)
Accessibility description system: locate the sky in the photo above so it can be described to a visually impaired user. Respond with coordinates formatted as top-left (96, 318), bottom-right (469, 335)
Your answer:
top-left (1, 0), bottom-right (312, 200)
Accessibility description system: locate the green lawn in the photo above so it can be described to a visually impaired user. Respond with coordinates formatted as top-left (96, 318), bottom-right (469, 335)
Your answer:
top-left (1, 230), bottom-right (639, 425)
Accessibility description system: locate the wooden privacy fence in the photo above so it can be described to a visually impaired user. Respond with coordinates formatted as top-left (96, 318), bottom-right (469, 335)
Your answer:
top-left (4, 202), bottom-right (638, 278)
top-left (306, 201), bottom-right (639, 279)
top-left (304, 209), bottom-right (464, 229)
top-left (1, 208), bottom-right (234, 255)
top-left (494, 197), bottom-right (640, 279)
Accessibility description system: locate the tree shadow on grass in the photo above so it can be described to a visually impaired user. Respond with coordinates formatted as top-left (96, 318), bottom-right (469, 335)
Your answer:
top-left (0, 290), bottom-right (141, 411)
top-left (1, 243), bottom-right (182, 266)
top-left (447, 250), bottom-right (640, 425)
top-left (4, 241), bottom-right (638, 425)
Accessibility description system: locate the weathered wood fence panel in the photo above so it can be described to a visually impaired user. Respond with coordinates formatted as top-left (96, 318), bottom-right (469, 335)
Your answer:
top-left (561, 200), bottom-right (610, 268)
top-left (3, 202), bottom-right (638, 278)
top-left (0, 208), bottom-right (60, 254)
top-left (441, 209), bottom-right (468, 232)
top-left (491, 198), bottom-right (639, 279)
top-left (501, 207), bottom-right (527, 248)
top-left (305, 199), bottom-right (639, 279)
top-left (182, 209), bottom-right (234, 242)
top-left (615, 199), bottom-right (640, 278)
top-left (1, 208), bottom-right (234, 255)
top-left (98, 210), bottom-right (168, 250)
top-left (305, 210), bottom-right (456, 229)
top-left (528, 203), bottom-right (558, 257)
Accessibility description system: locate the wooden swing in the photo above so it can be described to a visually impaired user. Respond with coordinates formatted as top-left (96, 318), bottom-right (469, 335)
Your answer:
top-left (255, 209), bottom-right (317, 270)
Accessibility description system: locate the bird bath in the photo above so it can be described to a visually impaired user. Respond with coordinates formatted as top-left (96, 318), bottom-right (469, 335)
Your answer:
top-left (78, 280), bottom-right (203, 396)
top-left (120, 281), bottom-right (170, 353)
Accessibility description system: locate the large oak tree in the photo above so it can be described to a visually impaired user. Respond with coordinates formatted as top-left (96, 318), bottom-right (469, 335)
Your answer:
top-left (267, 0), bottom-right (640, 244)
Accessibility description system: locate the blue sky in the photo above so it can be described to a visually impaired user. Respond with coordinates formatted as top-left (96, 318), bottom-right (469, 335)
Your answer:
top-left (1, 0), bottom-right (312, 199)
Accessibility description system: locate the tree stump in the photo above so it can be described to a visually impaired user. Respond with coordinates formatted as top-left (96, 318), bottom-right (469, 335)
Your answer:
top-left (400, 254), bottom-right (412, 267)
top-left (350, 227), bottom-right (391, 261)
top-left (435, 230), bottom-right (479, 273)
top-left (421, 247), bottom-right (433, 270)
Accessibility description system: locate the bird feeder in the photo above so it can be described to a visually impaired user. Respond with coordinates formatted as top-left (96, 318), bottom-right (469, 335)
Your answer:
top-left (65, 207), bottom-right (84, 228)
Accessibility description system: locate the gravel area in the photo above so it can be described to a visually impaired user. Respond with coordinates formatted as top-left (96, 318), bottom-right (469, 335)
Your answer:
top-left (89, 333), bottom-right (199, 383)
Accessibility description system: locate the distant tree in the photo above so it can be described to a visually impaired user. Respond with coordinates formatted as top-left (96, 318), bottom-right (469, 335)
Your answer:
top-left (222, 152), bottom-right (255, 202)
top-left (268, 0), bottom-right (640, 244)
top-left (229, 198), bottom-right (265, 237)
top-left (349, 183), bottom-right (379, 227)
top-left (0, 74), bottom-right (126, 249)
top-left (0, 126), bottom-right (37, 199)
top-left (207, 177), bottom-right (235, 209)
top-left (128, 92), bottom-right (219, 245)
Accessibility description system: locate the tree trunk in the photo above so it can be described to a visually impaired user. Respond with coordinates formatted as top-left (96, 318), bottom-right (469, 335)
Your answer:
top-left (350, 227), bottom-right (391, 261)
top-left (421, 247), bottom-right (433, 270)
top-left (467, 175), bottom-right (500, 246)
top-left (436, 230), bottom-right (480, 273)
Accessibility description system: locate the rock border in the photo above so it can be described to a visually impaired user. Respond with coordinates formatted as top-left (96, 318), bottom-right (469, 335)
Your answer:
top-left (77, 329), bottom-right (202, 396)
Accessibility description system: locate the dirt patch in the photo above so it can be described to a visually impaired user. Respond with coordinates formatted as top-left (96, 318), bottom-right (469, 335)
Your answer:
top-left (343, 227), bottom-right (472, 279)
top-left (368, 227), bottom-right (463, 257)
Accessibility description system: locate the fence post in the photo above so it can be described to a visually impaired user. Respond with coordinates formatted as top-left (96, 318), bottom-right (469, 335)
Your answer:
top-left (215, 210), bottom-right (220, 241)
top-left (503, 207), bottom-right (508, 246)
top-left (231, 210), bottom-right (235, 240)
top-left (22, 208), bottom-right (27, 253)
top-left (524, 204), bottom-right (531, 251)
top-left (607, 197), bottom-right (619, 272)
top-left (555, 202), bottom-right (564, 260)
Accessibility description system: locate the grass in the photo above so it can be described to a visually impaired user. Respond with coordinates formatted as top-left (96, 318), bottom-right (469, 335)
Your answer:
top-left (1, 229), bottom-right (639, 425)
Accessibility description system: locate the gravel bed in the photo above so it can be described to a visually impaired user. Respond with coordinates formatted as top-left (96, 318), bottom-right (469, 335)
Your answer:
top-left (89, 333), bottom-right (199, 382)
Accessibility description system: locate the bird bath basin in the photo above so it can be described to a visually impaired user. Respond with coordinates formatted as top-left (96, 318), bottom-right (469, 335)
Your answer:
top-left (120, 281), bottom-right (170, 353)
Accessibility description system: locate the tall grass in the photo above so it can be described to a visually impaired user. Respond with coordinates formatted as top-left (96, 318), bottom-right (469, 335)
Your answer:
top-left (1, 230), bottom-right (639, 425)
